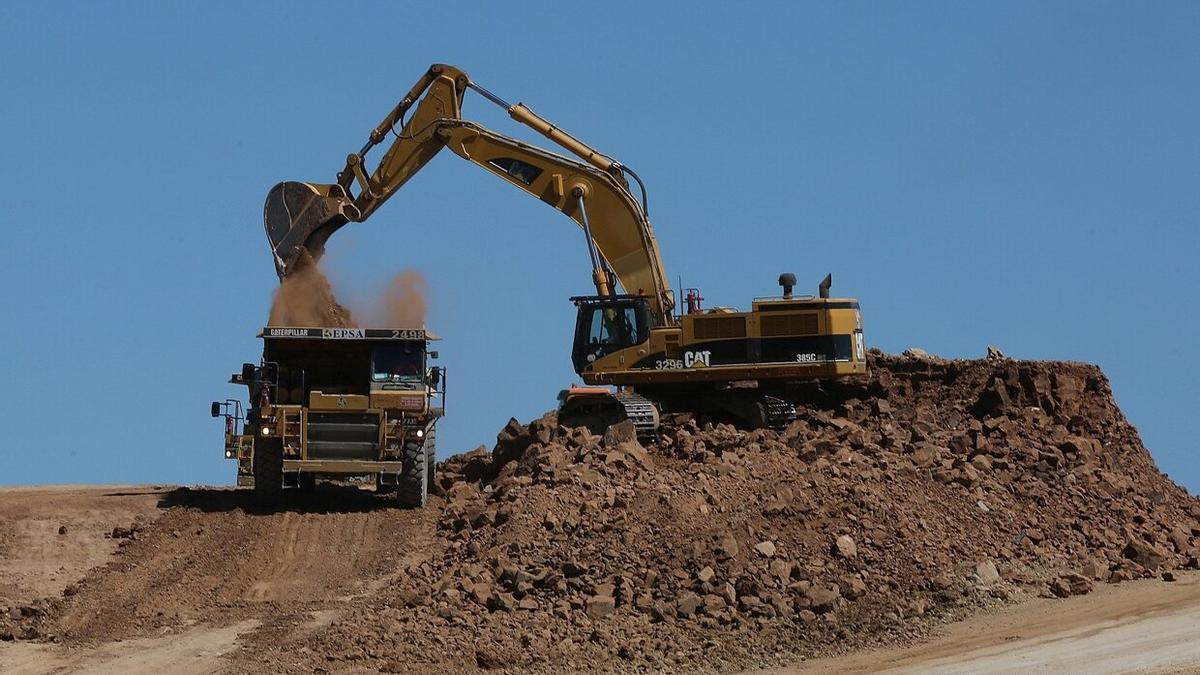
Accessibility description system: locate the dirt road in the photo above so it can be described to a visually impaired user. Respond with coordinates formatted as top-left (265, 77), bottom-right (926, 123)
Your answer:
top-left (786, 572), bottom-right (1200, 674)
top-left (0, 484), bottom-right (439, 673)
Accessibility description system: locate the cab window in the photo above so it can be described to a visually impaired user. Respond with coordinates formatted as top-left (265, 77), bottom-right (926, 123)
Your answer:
top-left (572, 299), bottom-right (650, 372)
top-left (586, 306), bottom-right (640, 347)
top-left (372, 344), bottom-right (422, 382)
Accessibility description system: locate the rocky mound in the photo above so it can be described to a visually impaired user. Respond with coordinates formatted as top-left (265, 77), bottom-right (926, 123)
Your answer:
top-left (255, 351), bottom-right (1200, 673)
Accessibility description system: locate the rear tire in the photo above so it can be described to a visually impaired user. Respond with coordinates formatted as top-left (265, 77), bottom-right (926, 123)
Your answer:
top-left (253, 438), bottom-right (284, 509)
top-left (397, 438), bottom-right (429, 508)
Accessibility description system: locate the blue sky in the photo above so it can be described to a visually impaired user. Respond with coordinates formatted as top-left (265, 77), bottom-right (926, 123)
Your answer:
top-left (1, 2), bottom-right (1196, 491)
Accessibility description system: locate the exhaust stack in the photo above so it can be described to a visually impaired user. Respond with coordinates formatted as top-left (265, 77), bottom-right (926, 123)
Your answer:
top-left (778, 273), bottom-right (796, 300)
top-left (819, 274), bottom-right (832, 299)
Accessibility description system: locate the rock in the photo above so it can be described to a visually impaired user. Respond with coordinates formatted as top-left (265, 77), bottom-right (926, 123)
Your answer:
top-left (1063, 573), bottom-right (1093, 596)
top-left (975, 560), bottom-right (1001, 586)
top-left (446, 482), bottom-right (478, 505)
top-left (585, 595), bottom-right (616, 619)
top-left (619, 441), bottom-right (654, 470)
top-left (57, 525), bottom-right (67, 536)
top-left (697, 566), bottom-right (715, 583)
top-left (716, 534), bottom-right (740, 559)
top-left (603, 421), bottom-right (638, 447)
top-left (702, 594), bottom-right (726, 614)
top-left (754, 541), bottom-right (777, 558)
top-left (769, 559), bottom-right (792, 582)
top-left (805, 582), bottom-right (840, 613)
top-left (986, 345), bottom-right (1007, 361)
top-left (676, 592), bottom-right (702, 617)
top-left (719, 582), bottom-right (737, 606)
top-left (841, 576), bottom-right (868, 600)
top-left (834, 535), bottom-right (857, 559)
top-left (1123, 539), bottom-right (1168, 571)
top-left (1169, 527), bottom-right (1191, 553)
top-left (1049, 573), bottom-right (1093, 598)
top-left (469, 583), bottom-right (493, 606)
top-left (903, 347), bottom-right (932, 360)
top-left (955, 464), bottom-right (980, 487)
top-left (475, 647), bottom-right (503, 670)
top-left (1081, 559), bottom-right (1106, 580)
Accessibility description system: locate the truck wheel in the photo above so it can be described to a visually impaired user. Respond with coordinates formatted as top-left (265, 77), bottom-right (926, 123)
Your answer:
top-left (425, 427), bottom-right (438, 494)
top-left (397, 439), bottom-right (428, 508)
top-left (298, 472), bottom-right (316, 493)
top-left (253, 438), bottom-right (284, 509)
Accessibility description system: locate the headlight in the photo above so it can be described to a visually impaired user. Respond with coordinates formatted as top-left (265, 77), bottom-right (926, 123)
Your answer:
top-left (260, 427), bottom-right (271, 436)
top-left (225, 450), bottom-right (234, 458)
top-left (415, 429), bottom-right (424, 438)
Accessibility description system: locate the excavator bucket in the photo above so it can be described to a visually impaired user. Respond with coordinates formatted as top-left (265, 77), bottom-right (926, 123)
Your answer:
top-left (263, 181), bottom-right (350, 279)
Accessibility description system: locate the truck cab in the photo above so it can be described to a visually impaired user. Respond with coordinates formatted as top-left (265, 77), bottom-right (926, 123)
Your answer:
top-left (212, 326), bottom-right (445, 508)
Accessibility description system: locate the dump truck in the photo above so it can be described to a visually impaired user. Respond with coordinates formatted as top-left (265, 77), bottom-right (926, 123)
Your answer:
top-left (212, 325), bottom-right (445, 508)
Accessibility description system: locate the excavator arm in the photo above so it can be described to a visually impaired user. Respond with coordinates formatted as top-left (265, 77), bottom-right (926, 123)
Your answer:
top-left (264, 64), bottom-right (676, 323)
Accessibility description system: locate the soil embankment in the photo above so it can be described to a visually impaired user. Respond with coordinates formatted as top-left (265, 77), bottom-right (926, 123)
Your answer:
top-left (2, 352), bottom-right (1198, 673)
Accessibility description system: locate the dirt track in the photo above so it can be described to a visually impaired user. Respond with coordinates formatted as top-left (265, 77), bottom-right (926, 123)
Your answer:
top-left (0, 484), bottom-right (440, 673)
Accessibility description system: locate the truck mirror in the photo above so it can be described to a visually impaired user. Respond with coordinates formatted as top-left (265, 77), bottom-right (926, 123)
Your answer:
top-left (242, 363), bottom-right (256, 381)
top-left (210, 402), bottom-right (221, 417)
top-left (429, 350), bottom-right (439, 359)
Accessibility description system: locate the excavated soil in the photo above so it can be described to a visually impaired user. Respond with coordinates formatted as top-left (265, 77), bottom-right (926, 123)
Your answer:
top-left (2, 352), bottom-right (1198, 673)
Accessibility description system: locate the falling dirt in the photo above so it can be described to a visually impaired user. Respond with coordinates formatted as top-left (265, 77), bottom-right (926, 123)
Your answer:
top-left (267, 249), bottom-right (427, 329)
top-left (266, 248), bottom-right (354, 328)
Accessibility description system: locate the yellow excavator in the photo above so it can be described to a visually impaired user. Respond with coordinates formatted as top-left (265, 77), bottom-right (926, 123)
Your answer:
top-left (265, 63), bottom-right (867, 434)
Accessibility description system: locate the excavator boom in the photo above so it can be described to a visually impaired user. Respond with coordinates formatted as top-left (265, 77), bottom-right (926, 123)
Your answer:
top-left (263, 64), bottom-right (675, 323)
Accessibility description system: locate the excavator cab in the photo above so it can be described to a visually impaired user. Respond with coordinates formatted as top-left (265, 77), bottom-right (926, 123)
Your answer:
top-left (570, 295), bottom-right (652, 374)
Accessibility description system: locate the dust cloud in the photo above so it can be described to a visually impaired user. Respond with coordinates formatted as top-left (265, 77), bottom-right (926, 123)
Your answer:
top-left (365, 270), bottom-right (428, 328)
top-left (267, 248), bottom-right (354, 327)
top-left (267, 248), bottom-right (428, 329)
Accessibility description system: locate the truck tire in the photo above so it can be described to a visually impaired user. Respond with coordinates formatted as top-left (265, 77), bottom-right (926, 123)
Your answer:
top-left (397, 439), bottom-right (429, 508)
top-left (254, 438), bottom-right (284, 509)
top-left (425, 427), bottom-right (438, 493)
top-left (298, 472), bottom-right (316, 493)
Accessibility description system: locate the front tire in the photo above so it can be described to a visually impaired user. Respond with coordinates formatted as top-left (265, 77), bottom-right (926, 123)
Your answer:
top-left (425, 427), bottom-right (438, 494)
top-left (297, 472), bottom-right (316, 493)
top-left (397, 438), bottom-right (429, 508)
top-left (253, 438), bottom-right (284, 509)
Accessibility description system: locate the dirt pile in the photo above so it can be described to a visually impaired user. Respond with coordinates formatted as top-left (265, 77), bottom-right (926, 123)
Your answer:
top-left (246, 351), bottom-right (1200, 672)
top-left (7, 353), bottom-right (1198, 673)
top-left (267, 248), bottom-right (354, 327)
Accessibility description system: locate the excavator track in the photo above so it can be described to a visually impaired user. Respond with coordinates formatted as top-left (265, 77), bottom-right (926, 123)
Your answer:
top-left (614, 390), bottom-right (660, 438)
top-left (762, 395), bottom-right (797, 430)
